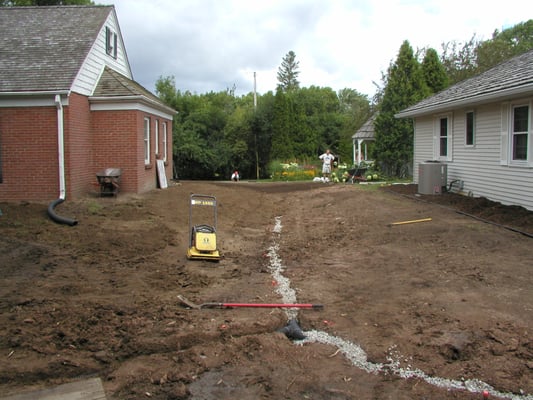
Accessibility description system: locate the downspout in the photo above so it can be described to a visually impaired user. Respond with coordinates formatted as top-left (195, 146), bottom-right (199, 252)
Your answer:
top-left (47, 94), bottom-right (78, 226)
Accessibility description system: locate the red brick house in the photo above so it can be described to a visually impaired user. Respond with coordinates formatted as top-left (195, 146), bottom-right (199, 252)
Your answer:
top-left (0, 6), bottom-right (175, 207)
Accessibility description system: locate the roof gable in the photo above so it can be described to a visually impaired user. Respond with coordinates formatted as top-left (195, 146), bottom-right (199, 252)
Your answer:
top-left (90, 66), bottom-right (176, 119)
top-left (93, 66), bottom-right (163, 103)
top-left (0, 5), bottom-right (115, 93)
top-left (397, 49), bottom-right (533, 118)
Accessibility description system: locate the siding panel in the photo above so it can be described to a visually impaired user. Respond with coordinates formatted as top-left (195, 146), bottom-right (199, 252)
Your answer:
top-left (413, 118), bottom-right (434, 183)
top-left (72, 11), bottom-right (131, 96)
top-left (414, 101), bottom-right (533, 210)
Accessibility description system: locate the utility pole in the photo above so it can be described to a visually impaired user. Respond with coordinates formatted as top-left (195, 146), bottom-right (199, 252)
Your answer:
top-left (254, 72), bottom-right (259, 180)
top-left (253, 72), bottom-right (257, 110)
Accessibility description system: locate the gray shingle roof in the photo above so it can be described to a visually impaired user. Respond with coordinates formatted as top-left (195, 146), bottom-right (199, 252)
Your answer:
top-left (93, 66), bottom-right (172, 109)
top-left (0, 5), bottom-right (113, 92)
top-left (352, 114), bottom-right (376, 140)
top-left (397, 49), bottom-right (533, 118)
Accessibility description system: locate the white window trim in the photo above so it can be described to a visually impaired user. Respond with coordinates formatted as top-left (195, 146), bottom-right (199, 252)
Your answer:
top-left (501, 100), bottom-right (532, 167)
top-left (105, 26), bottom-right (118, 59)
top-left (144, 117), bottom-right (151, 165)
top-left (500, 102), bottom-right (509, 165)
top-left (511, 102), bottom-right (530, 166)
top-left (433, 113), bottom-right (453, 162)
top-left (154, 120), bottom-right (159, 157)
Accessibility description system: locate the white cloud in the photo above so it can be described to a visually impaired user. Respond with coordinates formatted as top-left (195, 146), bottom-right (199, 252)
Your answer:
top-left (111, 0), bottom-right (533, 98)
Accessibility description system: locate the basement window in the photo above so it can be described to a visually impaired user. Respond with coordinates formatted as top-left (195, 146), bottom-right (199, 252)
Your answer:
top-left (105, 26), bottom-right (118, 59)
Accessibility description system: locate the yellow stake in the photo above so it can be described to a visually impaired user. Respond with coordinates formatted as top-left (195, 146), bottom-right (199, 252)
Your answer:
top-left (389, 217), bottom-right (432, 226)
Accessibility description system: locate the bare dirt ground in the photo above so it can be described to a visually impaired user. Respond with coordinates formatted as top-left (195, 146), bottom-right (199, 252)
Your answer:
top-left (1, 181), bottom-right (532, 400)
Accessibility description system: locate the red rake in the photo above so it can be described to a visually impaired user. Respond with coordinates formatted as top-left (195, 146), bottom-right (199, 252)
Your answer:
top-left (177, 295), bottom-right (323, 310)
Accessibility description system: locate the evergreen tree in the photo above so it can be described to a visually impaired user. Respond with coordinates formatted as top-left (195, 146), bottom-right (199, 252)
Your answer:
top-left (421, 48), bottom-right (449, 93)
top-left (373, 40), bottom-right (430, 177)
top-left (277, 51), bottom-right (300, 93)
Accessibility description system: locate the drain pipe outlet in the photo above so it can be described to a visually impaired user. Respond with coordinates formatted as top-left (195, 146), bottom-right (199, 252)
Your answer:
top-left (48, 94), bottom-right (78, 226)
top-left (48, 198), bottom-right (77, 226)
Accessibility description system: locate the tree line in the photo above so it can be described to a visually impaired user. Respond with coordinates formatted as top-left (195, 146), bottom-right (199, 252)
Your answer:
top-left (156, 69), bottom-right (372, 180)
top-left (157, 19), bottom-right (533, 180)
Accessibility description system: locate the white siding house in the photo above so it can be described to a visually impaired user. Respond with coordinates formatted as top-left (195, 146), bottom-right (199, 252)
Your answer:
top-left (396, 49), bottom-right (533, 211)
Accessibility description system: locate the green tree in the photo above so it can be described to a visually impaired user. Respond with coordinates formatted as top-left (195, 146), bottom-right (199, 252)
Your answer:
top-left (250, 91), bottom-right (275, 178)
top-left (277, 51), bottom-right (300, 93)
top-left (440, 35), bottom-right (480, 84)
top-left (476, 20), bottom-right (533, 73)
top-left (164, 88), bottom-right (235, 179)
top-left (373, 40), bottom-right (430, 177)
top-left (271, 88), bottom-right (294, 160)
top-left (337, 88), bottom-right (372, 164)
top-left (439, 20), bottom-right (533, 86)
top-left (294, 86), bottom-right (344, 159)
top-left (421, 48), bottom-right (449, 93)
top-left (223, 104), bottom-right (253, 176)
top-left (155, 75), bottom-right (178, 110)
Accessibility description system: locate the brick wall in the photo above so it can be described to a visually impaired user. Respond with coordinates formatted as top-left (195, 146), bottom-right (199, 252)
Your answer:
top-left (1, 96), bottom-right (173, 201)
top-left (0, 106), bottom-right (59, 202)
top-left (64, 93), bottom-right (93, 199)
top-left (92, 109), bottom-right (173, 194)
top-left (91, 109), bottom-right (140, 194)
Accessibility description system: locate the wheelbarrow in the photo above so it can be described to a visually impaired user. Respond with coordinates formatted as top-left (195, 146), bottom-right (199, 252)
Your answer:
top-left (96, 168), bottom-right (122, 197)
top-left (347, 167), bottom-right (367, 183)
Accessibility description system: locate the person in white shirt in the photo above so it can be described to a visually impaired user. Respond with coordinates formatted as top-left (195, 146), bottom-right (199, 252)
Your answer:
top-left (319, 149), bottom-right (335, 180)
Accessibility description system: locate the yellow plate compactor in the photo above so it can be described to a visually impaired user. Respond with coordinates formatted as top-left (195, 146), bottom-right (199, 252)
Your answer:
top-left (187, 194), bottom-right (221, 261)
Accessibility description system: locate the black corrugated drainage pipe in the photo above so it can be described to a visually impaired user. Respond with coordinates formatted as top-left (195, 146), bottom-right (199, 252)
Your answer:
top-left (47, 198), bottom-right (78, 226)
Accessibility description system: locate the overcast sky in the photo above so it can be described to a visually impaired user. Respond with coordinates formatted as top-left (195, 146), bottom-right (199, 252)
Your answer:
top-left (109, 0), bottom-right (532, 98)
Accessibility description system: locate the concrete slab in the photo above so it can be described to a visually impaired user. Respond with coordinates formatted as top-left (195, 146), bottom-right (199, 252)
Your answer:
top-left (0, 377), bottom-right (106, 400)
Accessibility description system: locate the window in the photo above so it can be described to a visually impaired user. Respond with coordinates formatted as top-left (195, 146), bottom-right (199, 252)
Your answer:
top-left (162, 122), bottom-right (168, 162)
top-left (154, 120), bottom-right (159, 156)
top-left (465, 111), bottom-right (475, 146)
top-left (105, 26), bottom-right (118, 59)
top-left (512, 105), bottom-right (529, 161)
top-left (439, 117), bottom-right (448, 157)
top-left (434, 114), bottom-right (452, 161)
top-left (144, 117), bottom-right (150, 165)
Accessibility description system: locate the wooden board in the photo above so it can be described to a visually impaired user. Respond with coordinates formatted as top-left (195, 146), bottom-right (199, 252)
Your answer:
top-left (0, 378), bottom-right (107, 400)
top-left (157, 159), bottom-right (168, 189)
